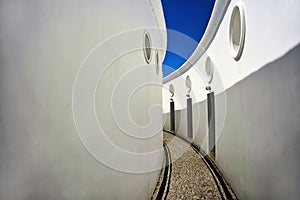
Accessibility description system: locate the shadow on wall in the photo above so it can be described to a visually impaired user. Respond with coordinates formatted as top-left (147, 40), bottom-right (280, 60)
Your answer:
top-left (163, 44), bottom-right (300, 200)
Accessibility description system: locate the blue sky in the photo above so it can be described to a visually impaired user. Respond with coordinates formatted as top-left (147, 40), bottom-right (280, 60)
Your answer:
top-left (161, 0), bottom-right (215, 77)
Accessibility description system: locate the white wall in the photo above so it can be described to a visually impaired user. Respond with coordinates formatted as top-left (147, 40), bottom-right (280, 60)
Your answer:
top-left (0, 0), bottom-right (166, 199)
top-left (163, 0), bottom-right (300, 199)
top-left (216, 45), bottom-right (300, 199)
top-left (164, 45), bottom-right (300, 199)
top-left (163, 0), bottom-right (300, 111)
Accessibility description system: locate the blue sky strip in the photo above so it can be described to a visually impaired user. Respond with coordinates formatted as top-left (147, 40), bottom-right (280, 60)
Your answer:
top-left (161, 0), bottom-right (216, 77)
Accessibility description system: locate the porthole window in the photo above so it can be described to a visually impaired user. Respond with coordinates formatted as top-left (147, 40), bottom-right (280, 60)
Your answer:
top-left (205, 56), bottom-right (214, 84)
top-left (143, 31), bottom-right (152, 63)
top-left (169, 84), bottom-right (174, 97)
top-left (229, 3), bottom-right (246, 61)
top-left (185, 75), bottom-right (192, 93)
top-left (155, 50), bottom-right (159, 75)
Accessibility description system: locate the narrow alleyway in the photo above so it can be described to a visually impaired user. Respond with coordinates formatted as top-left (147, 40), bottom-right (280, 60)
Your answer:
top-left (152, 132), bottom-right (237, 200)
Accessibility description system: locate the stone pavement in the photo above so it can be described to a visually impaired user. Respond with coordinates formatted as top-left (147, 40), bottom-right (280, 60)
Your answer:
top-left (152, 132), bottom-right (237, 200)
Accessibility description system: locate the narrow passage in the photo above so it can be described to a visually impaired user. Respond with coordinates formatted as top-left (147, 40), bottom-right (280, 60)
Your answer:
top-left (152, 132), bottom-right (237, 200)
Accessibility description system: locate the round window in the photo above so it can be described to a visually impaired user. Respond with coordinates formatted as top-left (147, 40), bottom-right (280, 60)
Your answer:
top-left (205, 56), bottom-right (214, 84)
top-left (229, 3), bottom-right (246, 61)
top-left (143, 31), bottom-right (152, 63)
top-left (185, 75), bottom-right (192, 93)
top-left (169, 84), bottom-right (174, 97)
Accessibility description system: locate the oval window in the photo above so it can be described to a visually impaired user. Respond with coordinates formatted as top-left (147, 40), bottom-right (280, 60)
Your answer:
top-left (205, 56), bottom-right (214, 84)
top-left (143, 31), bottom-right (152, 63)
top-left (229, 3), bottom-right (246, 61)
top-left (185, 75), bottom-right (192, 93)
top-left (169, 84), bottom-right (174, 97)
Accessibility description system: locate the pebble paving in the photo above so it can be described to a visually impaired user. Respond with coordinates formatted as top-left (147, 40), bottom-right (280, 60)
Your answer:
top-left (152, 132), bottom-right (237, 200)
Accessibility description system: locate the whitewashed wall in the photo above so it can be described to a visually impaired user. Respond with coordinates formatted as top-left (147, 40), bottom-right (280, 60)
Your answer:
top-left (163, 0), bottom-right (300, 112)
top-left (163, 0), bottom-right (300, 199)
top-left (0, 0), bottom-right (166, 199)
top-left (216, 45), bottom-right (300, 199)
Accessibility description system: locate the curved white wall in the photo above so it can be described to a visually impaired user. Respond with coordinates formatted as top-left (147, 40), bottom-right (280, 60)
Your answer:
top-left (164, 45), bottom-right (300, 199)
top-left (163, 0), bottom-right (300, 111)
top-left (163, 0), bottom-right (300, 199)
top-left (216, 45), bottom-right (300, 199)
top-left (0, 0), bottom-right (166, 199)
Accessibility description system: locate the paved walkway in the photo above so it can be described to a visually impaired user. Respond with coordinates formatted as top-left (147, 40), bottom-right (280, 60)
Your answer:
top-left (152, 132), bottom-right (237, 200)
